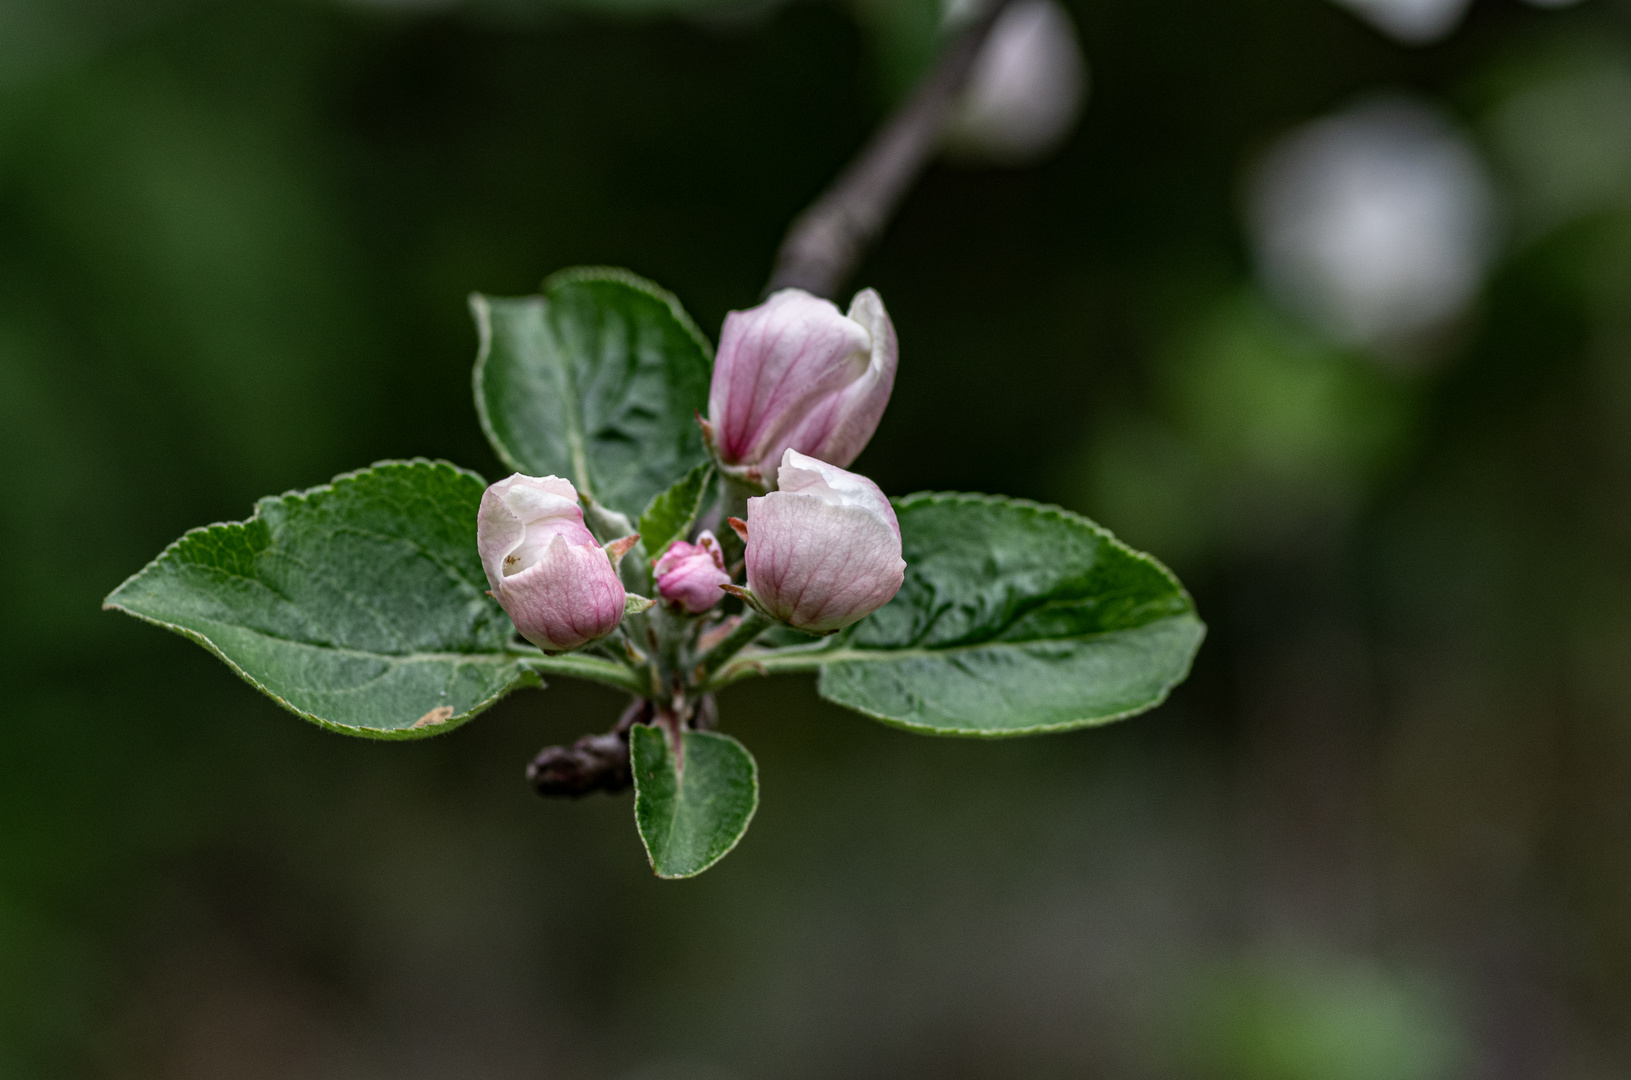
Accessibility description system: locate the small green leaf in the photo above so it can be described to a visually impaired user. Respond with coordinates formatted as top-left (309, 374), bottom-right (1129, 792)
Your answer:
top-left (637, 461), bottom-right (715, 559)
top-left (472, 267), bottom-right (714, 518)
top-left (814, 493), bottom-right (1205, 736)
top-left (103, 460), bottom-right (637, 738)
top-left (625, 593), bottom-right (656, 615)
top-left (630, 725), bottom-right (758, 878)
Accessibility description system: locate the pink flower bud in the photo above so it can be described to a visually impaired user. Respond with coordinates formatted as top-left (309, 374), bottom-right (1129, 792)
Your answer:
top-left (707, 287), bottom-right (897, 476)
top-left (477, 473), bottom-right (626, 651)
top-left (654, 530), bottom-right (731, 614)
top-left (741, 450), bottom-right (905, 634)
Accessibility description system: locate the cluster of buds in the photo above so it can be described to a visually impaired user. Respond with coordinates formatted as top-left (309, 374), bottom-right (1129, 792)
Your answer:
top-left (478, 286), bottom-right (905, 652)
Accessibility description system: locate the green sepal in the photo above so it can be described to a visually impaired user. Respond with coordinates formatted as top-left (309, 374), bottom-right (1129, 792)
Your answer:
top-left (637, 461), bottom-right (715, 559)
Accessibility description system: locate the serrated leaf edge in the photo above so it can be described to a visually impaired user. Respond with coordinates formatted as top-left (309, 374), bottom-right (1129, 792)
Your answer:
top-left (818, 615), bottom-right (1207, 739)
top-left (103, 458), bottom-right (489, 605)
top-left (815, 489), bottom-right (1207, 739)
top-left (541, 266), bottom-right (715, 365)
top-left (889, 490), bottom-right (1197, 608)
top-left (101, 459), bottom-right (542, 741)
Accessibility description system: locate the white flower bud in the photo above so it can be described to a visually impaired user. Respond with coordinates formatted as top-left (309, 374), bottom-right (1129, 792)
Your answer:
top-left (739, 450), bottom-right (905, 634)
top-left (707, 288), bottom-right (897, 478)
top-left (654, 530), bottom-right (731, 614)
top-left (477, 474), bottom-right (626, 652)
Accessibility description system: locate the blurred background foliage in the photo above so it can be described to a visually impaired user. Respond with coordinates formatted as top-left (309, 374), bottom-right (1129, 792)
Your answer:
top-left (4, 0), bottom-right (1631, 1075)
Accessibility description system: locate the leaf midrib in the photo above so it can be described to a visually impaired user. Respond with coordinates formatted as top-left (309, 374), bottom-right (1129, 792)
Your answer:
top-left (133, 519), bottom-right (494, 656)
top-left (765, 612), bottom-right (1202, 669)
top-left (644, 731), bottom-right (754, 878)
top-left (658, 747), bottom-right (689, 867)
top-left (106, 603), bottom-right (520, 664)
top-left (546, 299), bottom-right (594, 498)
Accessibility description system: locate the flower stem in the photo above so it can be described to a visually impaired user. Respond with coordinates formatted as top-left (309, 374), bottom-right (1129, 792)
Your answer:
top-left (705, 635), bottom-right (841, 690)
top-left (693, 611), bottom-right (772, 691)
top-left (509, 647), bottom-right (648, 695)
top-left (765, 0), bottom-right (1018, 299)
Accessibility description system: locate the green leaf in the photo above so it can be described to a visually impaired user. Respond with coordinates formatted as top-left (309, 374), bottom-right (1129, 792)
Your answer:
top-left (472, 267), bottom-right (714, 518)
top-left (103, 460), bottom-right (633, 739)
top-left (813, 493), bottom-right (1205, 736)
top-left (637, 461), bottom-right (714, 559)
top-left (630, 725), bottom-right (758, 878)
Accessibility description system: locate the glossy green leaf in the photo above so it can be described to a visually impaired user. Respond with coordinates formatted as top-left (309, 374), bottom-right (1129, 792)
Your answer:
top-left (638, 461), bottom-right (714, 559)
top-left (813, 493), bottom-right (1205, 736)
top-left (103, 460), bottom-right (635, 739)
top-left (472, 267), bottom-right (714, 518)
top-left (630, 725), bottom-right (758, 878)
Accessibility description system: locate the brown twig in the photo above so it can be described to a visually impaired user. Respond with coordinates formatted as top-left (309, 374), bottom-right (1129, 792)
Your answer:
top-left (527, 697), bottom-right (650, 797)
top-left (765, 0), bottom-right (1017, 299)
top-left (527, 692), bottom-right (719, 797)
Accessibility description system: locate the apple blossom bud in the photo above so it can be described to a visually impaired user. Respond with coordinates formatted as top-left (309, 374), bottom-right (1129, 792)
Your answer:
top-left (707, 287), bottom-right (897, 477)
top-left (740, 450), bottom-right (905, 634)
top-left (477, 473), bottom-right (627, 651)
top-left (654, 530), bottom-right (731, 614)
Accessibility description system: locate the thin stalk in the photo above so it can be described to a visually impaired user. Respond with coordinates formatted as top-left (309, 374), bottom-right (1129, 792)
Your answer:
top-left (509, 647), bottom-right (648, 694)
top-left (692, 611), bottom-right (772, 690)
top-left (705, 635), bottom-right (842, 690)
top-left (646, 601), bottom-right (696, 707)
top-left (766, 0), bottom-right (1018, 299)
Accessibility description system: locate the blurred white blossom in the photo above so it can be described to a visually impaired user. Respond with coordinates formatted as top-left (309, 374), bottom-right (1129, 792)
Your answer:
top-left (1328, 0), bottom-right (1472, 45)
top-left (1329, 0), bottom-right (1584, 45)
top-left (1248, 98), bottom-right (1497, 354)
top-left (943, 0), bottom-right (1086, 165)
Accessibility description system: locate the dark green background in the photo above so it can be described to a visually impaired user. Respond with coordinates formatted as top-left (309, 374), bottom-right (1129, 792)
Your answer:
top-left (4, 0), bottom-right (1630, 1075)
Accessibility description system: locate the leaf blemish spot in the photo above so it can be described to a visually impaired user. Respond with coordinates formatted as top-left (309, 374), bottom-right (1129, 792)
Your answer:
top-left (413, 706), bottom-right (456, 729)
